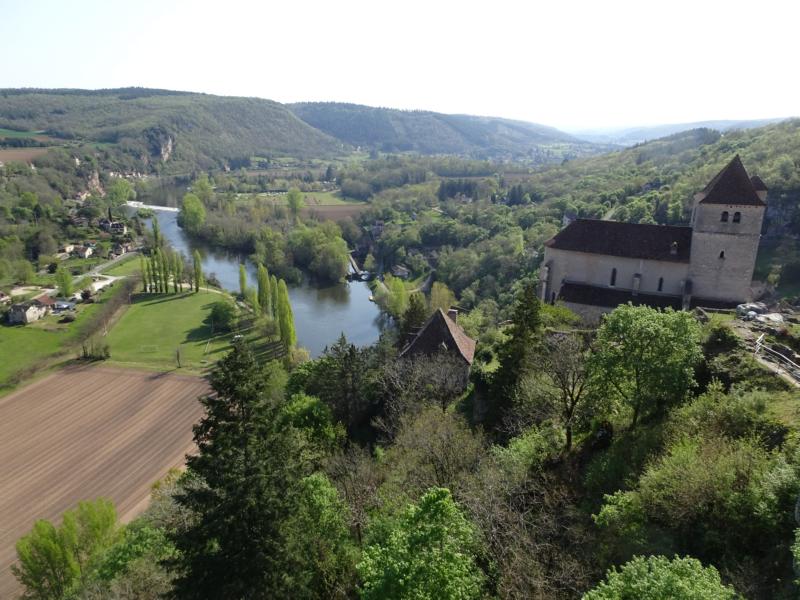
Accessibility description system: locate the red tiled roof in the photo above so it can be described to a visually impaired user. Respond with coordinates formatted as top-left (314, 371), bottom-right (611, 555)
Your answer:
top-left (699, 155), bottom-right (764, 206)
top-left (544, 219), bottom-right (692, 263)
top-left (399, 308), bottom-right (476, 364)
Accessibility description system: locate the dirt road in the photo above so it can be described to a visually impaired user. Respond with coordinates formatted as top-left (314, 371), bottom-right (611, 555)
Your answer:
top-left (0, 365), bottom-right (208, 598)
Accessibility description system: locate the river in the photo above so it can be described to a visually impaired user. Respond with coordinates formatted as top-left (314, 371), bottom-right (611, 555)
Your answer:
top-left (144, 208), bottom-right (384, 357)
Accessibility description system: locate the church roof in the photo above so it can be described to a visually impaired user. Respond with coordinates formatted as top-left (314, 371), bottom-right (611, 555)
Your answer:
top-left (699, 155), bottom-right (765, 206)
top-left (750, 175), bottom-right (768, 191)
top-left (544, 219), bottom-right (692, 263)
top-left (399, 308), bottom-right (476, 364)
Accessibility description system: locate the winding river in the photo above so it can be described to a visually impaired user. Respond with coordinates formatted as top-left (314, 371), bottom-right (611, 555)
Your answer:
top-left (142, 207), bottom-right (384, 357)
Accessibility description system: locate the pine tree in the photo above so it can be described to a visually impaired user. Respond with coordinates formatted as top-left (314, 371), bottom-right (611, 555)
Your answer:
top-left (276, 279), bottom-right (297, 348)
top-left (400, 292), bottom-right (429, 346)
top-left (166, 342), bottom-right (310, 598)
top-left (193, 250), bottom-right (203, 293)
top-left (257, 264), bottom-right (271, 317)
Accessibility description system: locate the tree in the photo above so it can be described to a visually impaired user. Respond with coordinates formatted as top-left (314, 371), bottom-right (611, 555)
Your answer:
top-left (139, 256), bottom-right (148, 292)
top-left (166, 342), bottom-right (307, 599)
top-left (270, 274), bottom-right (279, 321)
top-left (106, 179), bottom-right (134, 207)
top-left (358, 488), bottom-right (485, 600)
top-left (364, 252), bottom-right (377, 272)
top-left (587, 304), bottom-right (702, 428)
top-left (287, 187), bottom-right (305, 221)
top-left (399, 292), bottom-right (429, 346)
top-left (238, 263), bottom-right (247, 299)
top-left (55, 266), bottom-right (72, 298)
top-left (13, 499), bottom-right (119, 599)
top-left (385, 275), bottom-right (409, 317)
top-left (191, 173), bottom-right (214, 205)
top-left (257, 263), bottom-right (272, 317)
top-left (281, 473), bottom-right (357, 598)
top-left (583, 555), bottom-right (737, 600)
top-left (246, 287), bottom-right (260, 314)
top-left (429, 281), bottom-right (455, 314)
top-left (487, 280), bottom-right (542, 431)
top-left (276, 279), bottom-right (297, 348)
top-left (192, 250), bottom-right (203, 293)
top-left (179, 193), bottom-right (206, 234)
top-left (209, 300), bottom-right (237, 332)
top-left (151, 218), bottom-right (161, 249)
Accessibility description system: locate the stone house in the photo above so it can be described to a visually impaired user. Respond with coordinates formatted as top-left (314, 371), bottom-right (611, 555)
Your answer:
top-left (8, 296), bottom-right (54, 324)
top-left (73, 246), bottom-right (93, 259)
top-left (539, 156), bottom-right (767, 319)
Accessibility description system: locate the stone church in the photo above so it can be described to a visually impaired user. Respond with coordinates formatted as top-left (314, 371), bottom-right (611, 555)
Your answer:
top-left (538, 155), bottom-right (767, 318)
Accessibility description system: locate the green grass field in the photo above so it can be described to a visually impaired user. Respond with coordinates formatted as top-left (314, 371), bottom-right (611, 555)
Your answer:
top-left (236, 190), bottom-right (363, 206)
top-left (103, 254), bottom-right (141, 276)
top-left (106, 292), bottom-right (242, 372)
top-left (0, 128), bottom-right (45, 138)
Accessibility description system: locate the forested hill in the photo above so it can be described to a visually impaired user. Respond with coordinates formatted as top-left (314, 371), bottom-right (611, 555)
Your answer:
top-left (289, 101), bottom-right (609, 162)
top-left (0, 88), bottom-right (343, 172)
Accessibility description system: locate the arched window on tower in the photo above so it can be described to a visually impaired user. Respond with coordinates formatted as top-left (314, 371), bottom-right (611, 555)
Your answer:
top-left (610, 268), bottom-right (617, 287)
top-left (733, 211), bottom-right (741, 223)
top-left (719, 250), bottom-right (725, 259)
top-left (658, 277), bottom-right (664, 292)
top-left (721, 211), bottom-right (729, 222)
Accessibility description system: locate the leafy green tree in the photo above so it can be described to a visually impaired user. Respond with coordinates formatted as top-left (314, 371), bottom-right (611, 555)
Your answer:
top-left (429, 281), bottom-right (455, 314)
top-left (192, 250), bottom-right (203, 293)
top-left (278, 393), bottom-right (342, 452)
top-left (13, 499), bottom-right (119, 599)
top-left (385, 275), bottom-right (409, 317)
top-left (106, 179), bottom-right (135, 207)
top-left (239, 263), bottom-right (247, 299)
top-left (358, 488), bottom-right (485, 600)
top-left (364, 252), bottom-right (377, 272)
top-left (151, 218), bottom-right (161, 248)
top-left (55, 265), bottom-right (72, 298)
top-left (487, 280), bottom-right (542, 431)
top-left (166, 342), bottom-right (305, 599)
top-left (270, 274), bottom-right (279, 320)
top-left (209, 300), bottom-right (237, 332)
top-left (191, 173), bottom-right (214, 205)
top-left (179, 193), bottom-right (206, 234)
top-left (587, 304), bottom-right (702, 427)
top-left (281, 473), bottom-right (358, 598)
top-left (246, 287), bottom-right (260, 314)
top-left (277, 279), bottom-right (297, 348)
top-left (139, 256), bottom-right (148, 292)
top-left (287, 187), bottom-right (305, 221)
top-left (257, 263), bottom-right (272, 316)
top-left (583, 555), bottom-right (737, 599)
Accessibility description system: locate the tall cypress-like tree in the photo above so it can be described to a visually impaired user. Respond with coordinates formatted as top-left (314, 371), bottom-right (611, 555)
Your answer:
top-left (239, 263), bottom-right (247, 299)
top-left (486, 280), bottom-right (542, 433)
top-left (270, 274), bottom-right (279, 319)
top-left (139, 256), bottom-right (148, 292)
top-left (151, 218), bottom-right (161, 248)
top-left (161, 250), bottom-right (170, 294)
top-left (276, 279), bottom-right (297, 348)
top-left (193, 250), bottom-right (203, 293)
top-left (257, 264), bottom-right (271, 317)
top-left (166, 342), bottom-right (310, 599)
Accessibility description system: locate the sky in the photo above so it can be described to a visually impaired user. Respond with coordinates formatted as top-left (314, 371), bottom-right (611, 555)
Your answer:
top-left (1, 0), bottom-right (798, 130)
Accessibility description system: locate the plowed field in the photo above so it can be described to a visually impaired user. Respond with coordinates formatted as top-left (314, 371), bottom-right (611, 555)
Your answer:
top-left (0, 365), bottom-right (208, 597)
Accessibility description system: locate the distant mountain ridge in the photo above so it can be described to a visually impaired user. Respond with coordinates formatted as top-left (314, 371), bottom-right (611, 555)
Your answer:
top-left (289, 102), bottom-right (609, 161)
top-left (572, 118), bottom-right (790, 146)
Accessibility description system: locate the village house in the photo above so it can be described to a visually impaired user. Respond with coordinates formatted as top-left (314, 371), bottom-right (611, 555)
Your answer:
top-left (73, 245), bottom-right (93, 259)
top-left (400, 308), bottom-right (476, 385)
top-left (8, 295), bottom-right (54, 324)
top-left (391, 265), bottom-right (411, 279)
top-left (538, 156), bottom-right (767, 320)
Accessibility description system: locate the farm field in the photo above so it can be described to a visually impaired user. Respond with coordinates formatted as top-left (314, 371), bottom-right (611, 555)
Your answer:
top-left (105, 291), bottom-right (240, 371)
top-left (0, 365), bottom-right (209, 598)
top-left (0, 147), bottom-right (51, 163)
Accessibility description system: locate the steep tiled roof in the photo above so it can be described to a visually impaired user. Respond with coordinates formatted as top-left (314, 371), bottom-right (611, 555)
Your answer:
top-left (750, 175), bottom-right (768, 191)
top-left (544, 219), bottom-right (692, 263)
top-left (699, 155), bottom-right (765, 206)
top-left (400, 308), bottom-right (476, 364)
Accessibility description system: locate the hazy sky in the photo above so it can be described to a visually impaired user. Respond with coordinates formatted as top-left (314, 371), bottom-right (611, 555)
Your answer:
top-left (1, 0), bottom-right (797, 130)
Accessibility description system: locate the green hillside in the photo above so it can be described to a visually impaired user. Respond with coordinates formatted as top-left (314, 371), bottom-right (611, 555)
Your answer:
top-left (0, 88), bottom-right (343, 172)
top-left (289, 101), bottom-right (610, 162)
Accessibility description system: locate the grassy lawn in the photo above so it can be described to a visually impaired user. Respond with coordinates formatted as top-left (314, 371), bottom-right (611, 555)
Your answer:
top-left (0, 128), bottom-right (44, 138)
top-left (106, 292), bottom-right (242, 372)
top-left (236, 190), bottom-right (363, 206)
top-left (103, 254), bottom-right (141, 276)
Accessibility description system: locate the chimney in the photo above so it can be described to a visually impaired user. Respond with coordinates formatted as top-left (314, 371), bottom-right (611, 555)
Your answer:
top-left (447, 308), bottom-right (458, 323)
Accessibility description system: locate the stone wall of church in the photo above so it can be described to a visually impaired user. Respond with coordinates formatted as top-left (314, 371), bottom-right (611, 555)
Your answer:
top-left (541, 247), bottom-right (690, 302)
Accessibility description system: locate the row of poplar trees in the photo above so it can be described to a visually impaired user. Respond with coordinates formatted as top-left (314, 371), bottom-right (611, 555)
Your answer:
top-left (240, 263), bottom-right (296, 347)
top-left (140, 220), bottom-right (204, 294)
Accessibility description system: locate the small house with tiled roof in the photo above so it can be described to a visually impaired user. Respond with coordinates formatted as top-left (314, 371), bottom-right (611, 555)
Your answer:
top-left (400, 308), bottom-right (477, 382)
top-left (539, 156), bottom-right (767, 318)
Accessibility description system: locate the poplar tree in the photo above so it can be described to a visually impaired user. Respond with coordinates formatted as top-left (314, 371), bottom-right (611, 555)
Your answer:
top-left (139, 256), bottom-right (148, 292)
top-left (270, 274), bottom-right (279, 318)
top-left (161, 250), bottom-right (169, 294)
top-left (277, 279), bottom-right (297, 348)
top-left (151, 218), bottom-right (161, 248)
top-left (257, 264), bottom-right (271, 317)
top-left (193, 250), bottom-right (203, 293)
top-left (239, 263), bottom-right (247, 299)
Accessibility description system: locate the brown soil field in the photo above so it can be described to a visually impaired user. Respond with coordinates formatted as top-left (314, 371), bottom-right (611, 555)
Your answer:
top-left (0, 365), bottom-right (209, 598)
top-left (303, 204), bottom-right (369, 221)
top-left (0, 148), bottom-right (51, 164)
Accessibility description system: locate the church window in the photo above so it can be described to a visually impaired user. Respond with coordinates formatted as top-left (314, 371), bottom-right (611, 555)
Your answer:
top-left (610, 268), bottom-right (617, 286)
top-left (721, 211), bottom-right (729, 222)
top-left (658, 277), bottom-right (664, 292)
top-left (719, 250), bottom-right (725, 259)
top-left (733, 211), bottom-right (741, 223)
